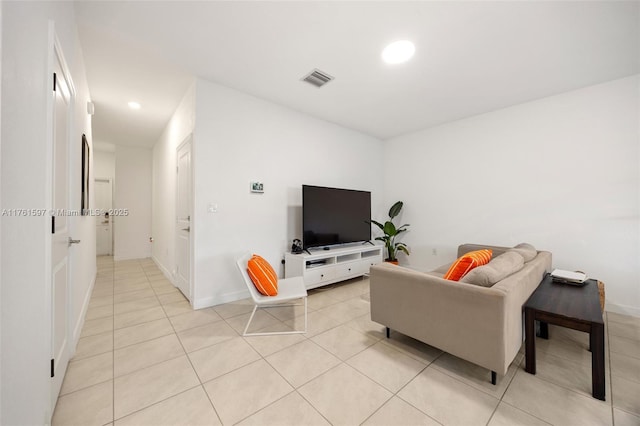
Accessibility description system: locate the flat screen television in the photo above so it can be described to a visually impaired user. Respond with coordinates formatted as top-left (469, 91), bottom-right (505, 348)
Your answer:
top-left (302, 185), bottom-right (371, 250)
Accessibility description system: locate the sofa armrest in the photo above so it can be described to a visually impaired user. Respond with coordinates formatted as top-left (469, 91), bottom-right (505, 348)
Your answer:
top-left (370, 263), bottom-right (509, 373)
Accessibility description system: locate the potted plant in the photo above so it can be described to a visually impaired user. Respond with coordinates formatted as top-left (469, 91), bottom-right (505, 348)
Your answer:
top-left (369, 201), bottom-right (410, 264)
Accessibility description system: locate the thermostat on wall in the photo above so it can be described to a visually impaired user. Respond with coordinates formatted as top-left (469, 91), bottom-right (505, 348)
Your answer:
top-left (250, 182), bottom-right (264, 193)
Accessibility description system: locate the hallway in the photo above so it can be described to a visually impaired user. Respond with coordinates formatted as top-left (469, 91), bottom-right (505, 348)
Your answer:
top-left (52, 256), bottom-right (203, 424)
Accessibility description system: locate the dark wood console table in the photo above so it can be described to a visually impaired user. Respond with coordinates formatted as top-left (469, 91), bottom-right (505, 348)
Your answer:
top-left (524, 273), bottom-right (605, 400)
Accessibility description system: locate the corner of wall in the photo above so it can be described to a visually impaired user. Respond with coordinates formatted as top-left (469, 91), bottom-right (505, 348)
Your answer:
top-left (150, 81), bottom-right (196, 290)
top-left (606, 302), bottom-right (640, 319)
top-left (189, 78), bottom-right (385, 308)
top-left (0, 0), bottom-right (4, 422)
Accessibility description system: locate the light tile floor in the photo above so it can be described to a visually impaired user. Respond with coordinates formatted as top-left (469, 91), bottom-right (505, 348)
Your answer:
top-left (52, 256), bottom-right (640, 425)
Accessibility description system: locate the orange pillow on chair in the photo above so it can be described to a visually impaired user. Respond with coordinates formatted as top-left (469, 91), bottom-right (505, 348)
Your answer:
top-left (443, 249), bottom-right (493, 281)
top-left (247, 254), bottom-right (278, 296)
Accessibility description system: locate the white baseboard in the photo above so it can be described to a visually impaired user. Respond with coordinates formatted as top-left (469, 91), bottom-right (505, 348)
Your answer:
top-left (114, 252), bottom-right (152, 262)
top-left (193, 289), bottom-right (249, 310)
top-left (149, 257), bottom-right (247, 310)
top-left (151, 255), bottom-right (176, 285)
top-left (605, 302), bottom-right (640, 318)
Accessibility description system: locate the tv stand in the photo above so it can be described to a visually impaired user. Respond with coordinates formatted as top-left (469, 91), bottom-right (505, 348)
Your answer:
top-left (284, 244), bottom-right (383, 290)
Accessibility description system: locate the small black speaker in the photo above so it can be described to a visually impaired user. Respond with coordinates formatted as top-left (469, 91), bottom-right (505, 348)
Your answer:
top-left (291, 239), bottom-right (303, 254)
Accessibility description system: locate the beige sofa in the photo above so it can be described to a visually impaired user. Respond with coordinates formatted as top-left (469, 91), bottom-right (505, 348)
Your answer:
top-left (370, 243), bottom-right (551, 383)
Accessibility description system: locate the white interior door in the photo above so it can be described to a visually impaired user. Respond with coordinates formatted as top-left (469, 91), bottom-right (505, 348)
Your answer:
top-left (95, 178), bottom-right (113, 255)
top-left (50, 41), bottom-right (75, 408)
top-left (175, 137), bottom-right (192, 300)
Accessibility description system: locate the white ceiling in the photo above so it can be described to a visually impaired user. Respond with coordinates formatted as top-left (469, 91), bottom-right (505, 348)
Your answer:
top-left (75, 1), bottom-right (639, 148)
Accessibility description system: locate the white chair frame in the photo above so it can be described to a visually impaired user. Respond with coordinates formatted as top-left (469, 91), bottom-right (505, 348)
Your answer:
top-left (236, 253), bottom-right (308, 336)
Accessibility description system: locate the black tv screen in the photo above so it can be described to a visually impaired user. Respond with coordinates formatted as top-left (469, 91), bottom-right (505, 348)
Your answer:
top-left (302, 185), bottom-right (371, 249)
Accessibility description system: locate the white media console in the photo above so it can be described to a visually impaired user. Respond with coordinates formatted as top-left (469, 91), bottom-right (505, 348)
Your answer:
top-left (284, 244), bottom-right (384, 290)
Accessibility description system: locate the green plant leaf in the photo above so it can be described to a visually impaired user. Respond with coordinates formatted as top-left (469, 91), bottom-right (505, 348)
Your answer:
top-left (368, 219), bottom-right (384, 230)
top-left (383, 221), bottom-right (397, 236)
top-left (371, 201), bottom-right (410, 259)
top-left (397, 245), bottom-right (410, 256)
top-left (388, 201), bottom-right (403, 219)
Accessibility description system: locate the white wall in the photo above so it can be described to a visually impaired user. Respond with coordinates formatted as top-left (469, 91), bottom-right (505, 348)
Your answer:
top-left (0, 2), bottom-right (4, 421)
top-left (0, 2), bottom-right (94, 423)
top-left (94, 149), bottom-right (115, 179)
top-left (191, 78), bottom-right (385, 308)
top-left (114, 145), bottom-right (152, 260)
top-left (384, 75), bottom-right (640, 316)
top-left (152, 83), bottom-right (195, 279)
top-left (68, 29), bottom-right (96, 348)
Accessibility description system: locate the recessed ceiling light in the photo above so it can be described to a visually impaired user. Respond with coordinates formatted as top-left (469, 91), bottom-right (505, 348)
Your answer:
top-left (382, 40), bottom-right (415, 64)
top-left (128, 101), bottom-right (141, 110)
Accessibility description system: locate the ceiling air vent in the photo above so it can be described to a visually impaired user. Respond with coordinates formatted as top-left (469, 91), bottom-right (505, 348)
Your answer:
top-left (301, 69), bottom-right (334, 88)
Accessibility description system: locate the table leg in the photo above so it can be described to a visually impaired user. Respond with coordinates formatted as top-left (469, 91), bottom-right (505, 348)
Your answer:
top-left (539, 321), bottom-right (549, 339)
top-left (590, 322), bottom-right (605, 401)
top-left (525, 307), bottom-right (536, 374)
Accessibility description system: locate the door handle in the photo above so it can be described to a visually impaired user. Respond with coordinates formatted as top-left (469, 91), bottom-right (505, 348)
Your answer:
top-left (68, 237), bottom-right (81, 246)
top-left (182, 227), bottom-right (190, 232)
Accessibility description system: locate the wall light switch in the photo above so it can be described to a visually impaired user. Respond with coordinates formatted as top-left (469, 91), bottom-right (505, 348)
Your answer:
top-left (207, 203), bottom-right (218, 213)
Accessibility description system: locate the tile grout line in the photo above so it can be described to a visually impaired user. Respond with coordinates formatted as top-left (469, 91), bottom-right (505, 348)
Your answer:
top-left (97, 257), bottom-right (115, 426)
top-left (74, 267), bottom-right (631, 426)
top-left (110, 257), bottom-right (115, 425)
top-left (109, 257), bottom-right (178, 423)
top-left (151, 262), bottom-right (226, 426)
top-left (111, 257), bottom-right (162, 423)
top-left (293, 308), bottom-right (442, 426)
top-left (358, 362), bottom-right (430, 426)
top-left (384, 350), bottom-right (444, 425)
top-left (113, 262), bottom-right (182, 351)
top-left (505, 326), bottom-right (615, 425)
top-left (192, 287), bottom-right (369, 424)
top-left (517, 352), bottom-right (614, 403)
top-left (251, 286), bottom-right (421, 425)
top-left (495, 400), bottom-right (553, 426)
top-left (484, 355), bottom-right (537, 426)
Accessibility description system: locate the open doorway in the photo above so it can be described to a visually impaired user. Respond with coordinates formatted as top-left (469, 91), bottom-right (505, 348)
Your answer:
top-left (93, 145), bottom-right (115, 257)
top-left (95, 178), bottom-right (113, 255)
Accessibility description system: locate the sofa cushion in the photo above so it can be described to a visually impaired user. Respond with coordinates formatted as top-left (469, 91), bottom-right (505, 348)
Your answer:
top-left (432, 262), bottom-right (452, 275)
top-left (443, 249), bottom-right (493, 281)
top-left (460, 251), bottom-right (525, 287)
top-left (509, 243), bottom-right (537, 262)
top-left (247, 254), bottom-right (278, 296)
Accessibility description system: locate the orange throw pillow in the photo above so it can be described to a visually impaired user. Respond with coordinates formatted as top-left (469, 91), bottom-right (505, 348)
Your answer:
top-left (247, 254), bottom-right (278, 296)
top-left (443, 249), bottom-right (493, 281)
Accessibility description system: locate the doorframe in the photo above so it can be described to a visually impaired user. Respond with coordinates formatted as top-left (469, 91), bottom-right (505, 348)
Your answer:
top-left (175, 135), bottom-right (194, 302)
top-left (44, 23), bottom-right (77, 416)
top-left (94, 177), bottom-right (113, 256)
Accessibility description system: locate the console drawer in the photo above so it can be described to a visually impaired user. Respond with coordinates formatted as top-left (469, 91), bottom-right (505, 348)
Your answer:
top-left (305, 267), bottom-right (336, 286)
top-left (336, 262), bottom-right (366, 277)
